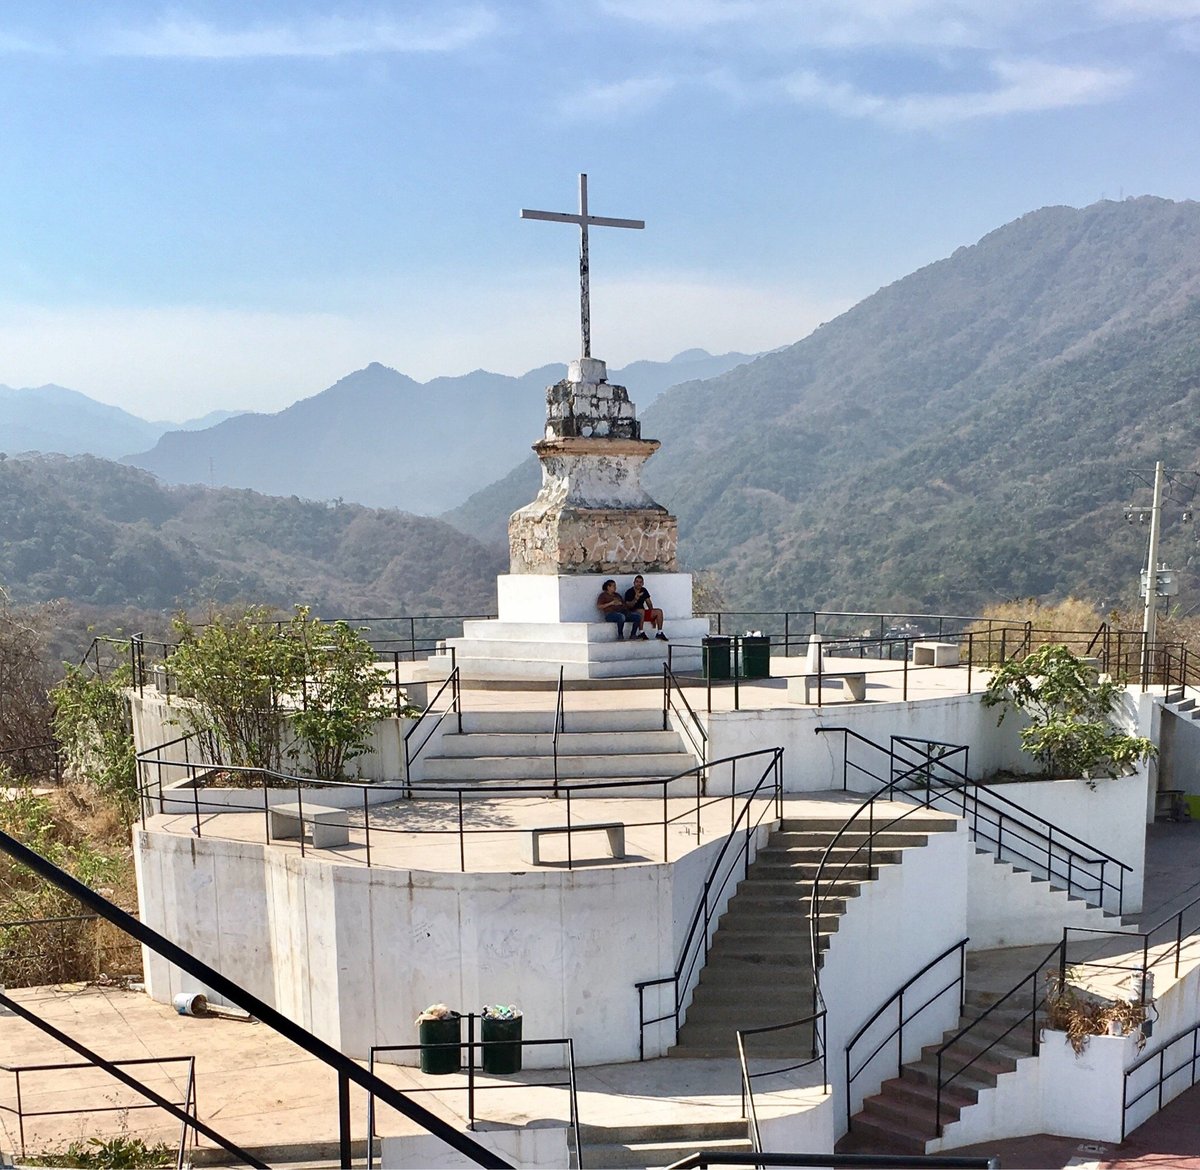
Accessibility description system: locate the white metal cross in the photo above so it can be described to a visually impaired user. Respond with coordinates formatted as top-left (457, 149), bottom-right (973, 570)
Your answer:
top-left (521, 173), bottom-right (644, 359)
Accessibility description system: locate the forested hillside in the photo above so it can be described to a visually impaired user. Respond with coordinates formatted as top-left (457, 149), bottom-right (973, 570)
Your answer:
top-left (447, 197), bottom-right (1200, 613)
top-left (0, 455), bottom-right (503, 615)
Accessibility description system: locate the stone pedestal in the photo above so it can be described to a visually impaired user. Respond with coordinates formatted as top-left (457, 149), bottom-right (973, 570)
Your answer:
top-left (509, 359), bottom-right (678, 576)
top-left (441, 357), bottom-right (701, 679)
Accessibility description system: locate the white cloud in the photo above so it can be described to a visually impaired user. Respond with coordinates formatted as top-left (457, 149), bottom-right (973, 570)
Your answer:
top-left (557, 76), bottom-right (676, 120)
top-left (598, 0), bottom-right (1043, 51)
top-left (786, 57), bottom-right (1134, 128)
top-left (93, 9), bottom-right (497, 60)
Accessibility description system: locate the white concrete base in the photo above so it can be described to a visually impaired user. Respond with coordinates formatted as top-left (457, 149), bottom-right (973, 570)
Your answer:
top-left (447, 618), bottom-right (710, 680)
top-left (497, 573), bottom-right (693, 623)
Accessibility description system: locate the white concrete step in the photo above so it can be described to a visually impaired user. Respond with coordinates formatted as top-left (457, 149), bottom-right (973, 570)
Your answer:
top-left (461, 710), bottom-right (668, 734)
top-left (420, 751), bottom-right (697, 781)
top-left (434, 729), bottom-right (686, 757)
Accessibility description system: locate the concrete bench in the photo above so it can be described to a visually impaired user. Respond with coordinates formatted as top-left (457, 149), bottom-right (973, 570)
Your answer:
top-left (523, 822), bottom-right (626, 865)
top-left (912, 641), bottom-right (960, 667)
top-left (270, 801), bottom-right (350, 848)
top-left (789, 673), bottom-right (867, 704)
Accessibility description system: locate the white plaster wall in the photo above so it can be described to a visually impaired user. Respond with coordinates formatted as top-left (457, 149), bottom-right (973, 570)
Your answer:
top-left (985, 773), bottom-right (1147, 912)
top-left (382, 1125), bottom-right (569, 1169)
top-left (134, 826), bottom-right (740, 1068)
top-left (966, 850), bottom-right (1128, 949)
top-left (702, 694), bottom-right (1025, 797)
top-left (1039, 1031), bottom-right (1136, 1143)
top-left (756, 1093), bottom-right (835, 1157)
top-left (819, 823), bottom-right (970, 1133)
top-left (497, 572), bottom-right (695, 623)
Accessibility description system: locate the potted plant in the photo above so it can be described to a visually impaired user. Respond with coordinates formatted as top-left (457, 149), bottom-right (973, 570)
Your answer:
top-left (415, 1003), bottom-right (462, 1075)
top-left (480, 1004), bottom-right (523, 1074)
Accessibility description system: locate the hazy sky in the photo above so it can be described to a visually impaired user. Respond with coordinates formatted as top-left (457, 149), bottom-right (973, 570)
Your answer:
top-left (0, 0), bottom-right (1197, 419)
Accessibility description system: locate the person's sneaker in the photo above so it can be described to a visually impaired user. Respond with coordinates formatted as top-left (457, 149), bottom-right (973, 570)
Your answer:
top-left (615, 633), bottom-right (624, 641)
top-left (636, 632), bottom-right (649, 640)
top-left (656, 632), bottom-right (668, 640)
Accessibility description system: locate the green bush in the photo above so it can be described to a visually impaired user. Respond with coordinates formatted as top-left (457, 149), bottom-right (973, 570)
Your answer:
top-left (982, 644), bottom-right (1156, 780)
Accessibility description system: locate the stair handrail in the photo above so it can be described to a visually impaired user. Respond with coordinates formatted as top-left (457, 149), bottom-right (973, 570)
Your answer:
top-left (808, 729), bottom-right (969, 1013)
top-left (0, 827), bottom-right (512, 1169)
top-left (664, 661), bottom-right (708, 764)
top-left (737, 997), bottom-right (828, 1156)
top-left (552, 665), bottom-right (566, 793)
top-left (1062, 889), bottom-right (1200, 997)
top-left (634, 747), bottom-right (785, 1060)
top-left (402, 653), bottom-right (462, 786)
top-left (823, 726), bottom-right (1131, 913)
top-left (844, 938), bottom-right (968, 1134)
top-left (1122, 1015), bottom-right (1200, 1140)
top-left (0, 1004), bottom-right (224, 1169)
top-left (887, 733), bottom-right (1132, 911)
top-left (933, 938), bottom-right (1064, 1136)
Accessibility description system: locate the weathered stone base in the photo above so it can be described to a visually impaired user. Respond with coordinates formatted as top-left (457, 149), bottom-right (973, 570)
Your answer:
top-left (510, 507), bottom-right (677, 575)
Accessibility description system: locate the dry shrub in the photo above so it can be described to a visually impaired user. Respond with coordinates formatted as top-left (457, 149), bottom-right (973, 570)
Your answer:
top-left (0, 782), bottom-right (139, 987)
top-left (1043, 970), bottom-right (1146, 1053)
top-left (966, 598), bottom-right (1118, 665)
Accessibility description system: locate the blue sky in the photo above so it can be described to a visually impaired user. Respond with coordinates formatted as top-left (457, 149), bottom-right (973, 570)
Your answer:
top-left (0, 0), bottom-right (1197, 418)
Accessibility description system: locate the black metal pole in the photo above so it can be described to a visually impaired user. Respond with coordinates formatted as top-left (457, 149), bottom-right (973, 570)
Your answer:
top-left (0, 991), bottom-right (268, 1169)
top-left (0, 829), bottom-right (512, 1170)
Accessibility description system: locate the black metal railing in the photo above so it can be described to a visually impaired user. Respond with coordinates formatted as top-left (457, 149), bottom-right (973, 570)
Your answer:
top-left (933, 939), bottom-right (1065, 1135)
top-left (662, 1153), bottom-right (1000, 1169)
top-left (821, 728), bottom-right (1131, 915)
top-left (0, 830), bottom-right (512, 1168)
top-left (0, 739), bottom-right (61, 784)
top-left (634, 748), bottom-right (785, 1059)
top-left (552, 666), bottom-right (566, 793)
top-left (845, 939), bottom-right (968, 1134)
top-left (1123, 1017), bottom-right (1200, 1140)
top-left (403, 657), bottom-right (462, 785)
top-left (137, 736), bottom-right (782, 874)
top-left (737, 1002), bottom-right (828, 1156)
top-left (368, 1026), bottom-right (580, 1170)
top-left (664, 661), bottom-right (708, 764)
top-left (1061, 892), bottom-right (1200, 1003)
top-left (0, 913), bottom-right (142, 987)
top-left (0, 1050), bottom-right (196, 1168)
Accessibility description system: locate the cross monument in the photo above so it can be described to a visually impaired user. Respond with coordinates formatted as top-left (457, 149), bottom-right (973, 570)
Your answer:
top-left (521, 172), bottom-right (644, 359)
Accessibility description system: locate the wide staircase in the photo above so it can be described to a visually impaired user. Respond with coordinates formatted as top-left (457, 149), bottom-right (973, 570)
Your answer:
top-left (414, 708), bottom-right (699, 793)
top-left (670, 813), bottom-right (958, 1058)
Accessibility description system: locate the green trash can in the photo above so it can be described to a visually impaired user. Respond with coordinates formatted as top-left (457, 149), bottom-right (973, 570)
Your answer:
top-left (481, 1014), bottom-right (523, 1074)
top-left (703, 636), bottom-right (732, 680)
top-left (418, 1014), bottom-right (462, 1075)
top-left (741, 635), bottom-right (771, 679)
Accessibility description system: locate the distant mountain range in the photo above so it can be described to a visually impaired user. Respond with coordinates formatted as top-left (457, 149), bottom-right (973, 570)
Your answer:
top-left (119, 349), bottom-right (754, 515)
top-left (0, 454), bottom-right (503, 614)
top-left (0, 384), bottom-right (239, 459)
top-left (447, 197), bottom-right (1200, 614)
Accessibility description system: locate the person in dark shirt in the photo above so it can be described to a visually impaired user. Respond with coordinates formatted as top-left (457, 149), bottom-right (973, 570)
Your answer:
top-left (597, 579), bottom-right (645, 640)
top-left (624, 574), bottom-right (666, 640)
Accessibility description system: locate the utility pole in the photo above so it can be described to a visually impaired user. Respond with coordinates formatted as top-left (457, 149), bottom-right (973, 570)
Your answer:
top-left (1143, 460), bottom-right (1165, 660)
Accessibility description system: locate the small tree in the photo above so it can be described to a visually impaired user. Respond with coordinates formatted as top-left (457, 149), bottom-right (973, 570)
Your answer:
top-left (282, 608), bottom-right (396, 782)
top-left (50, 664), bottom-right (137, 820)
top-left (169, 607), bottom-right (290, 772)
top-left (982, 644), bottom-right (1155, 780)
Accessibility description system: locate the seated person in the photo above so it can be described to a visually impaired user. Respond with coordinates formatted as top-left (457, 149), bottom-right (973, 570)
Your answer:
top-left (625, 574), bottom-right (667, 640)
top-left (597, 579), bottom-right (645, 640)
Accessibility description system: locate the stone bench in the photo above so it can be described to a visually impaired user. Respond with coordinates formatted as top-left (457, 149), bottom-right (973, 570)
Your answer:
top-left (523, 822), bottom-right (626, 866)
top-left (269, 801), bottom-right (350, 848)
top-left (788, 673), bottom-right (867, 704)
top-left (912, 641), bottom-right (960, 667)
